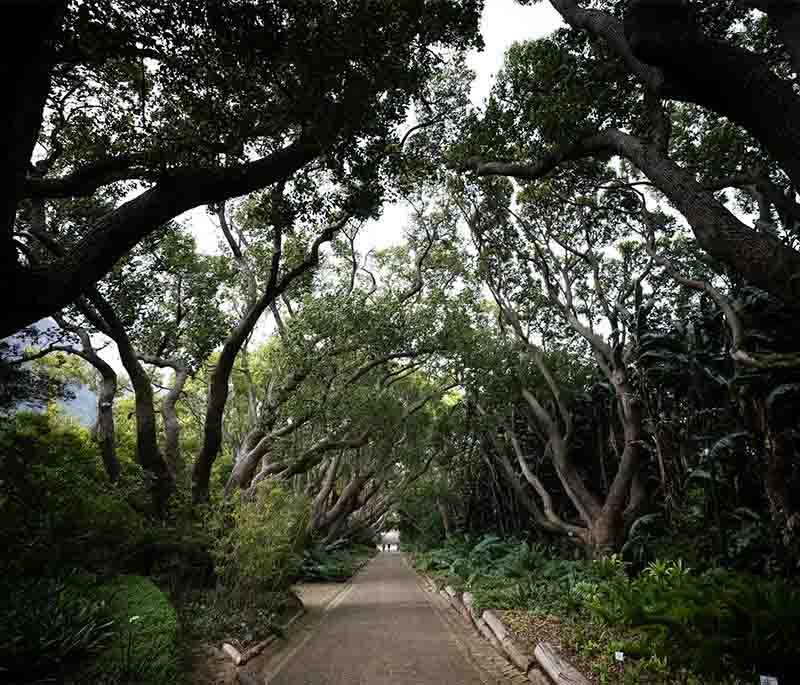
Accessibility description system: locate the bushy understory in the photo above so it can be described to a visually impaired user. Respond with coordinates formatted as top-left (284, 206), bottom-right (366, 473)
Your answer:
top-left (0, 413), bottom-right (178, 684)
top-left (8, 3), bottom-right (800, 683)
top-left (299, 540), bottom-right (377, 582)
top-left (409, 535), bottom-right (800, 684)
top-left (0, 574), bottom-right (115, 683)
top-left (0, 411), bottom-right (379, 683)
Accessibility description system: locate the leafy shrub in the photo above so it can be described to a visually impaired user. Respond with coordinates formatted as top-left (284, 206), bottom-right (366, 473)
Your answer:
top-left (414, 535), bottom-right (550, 580)
top-left (413, 537), bottom-right (800, 682)
top-left (300, 542), bottom-right (376, 582)
top-left (86, 575), bottom-right (179, 685)
top-left (211, 482), bottom-right (310, 594)
top-left (122, 526), bottom-right (216, 600)
top-left (0, 411), bottom-right (146, 575)
top-left (0, 574), bottom-right (114, 682)
top-left (179, 584), bottom-right (297, 644)
top-left (588, 561), bottom-right (800, 680)
top-left (413, 535), bottom-right (577, 612)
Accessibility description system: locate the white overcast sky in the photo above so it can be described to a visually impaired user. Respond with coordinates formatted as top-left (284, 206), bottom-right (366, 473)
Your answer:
top-left (186, 0), bottom-right (563, 255)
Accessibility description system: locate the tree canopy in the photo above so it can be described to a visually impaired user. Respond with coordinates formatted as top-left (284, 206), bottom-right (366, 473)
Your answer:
top-left (4, 3), bottom-right (800, 682)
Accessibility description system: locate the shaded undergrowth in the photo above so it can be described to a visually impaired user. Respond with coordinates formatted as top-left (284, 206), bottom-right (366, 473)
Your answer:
top-left (409, 535), bottom-right (800, 685)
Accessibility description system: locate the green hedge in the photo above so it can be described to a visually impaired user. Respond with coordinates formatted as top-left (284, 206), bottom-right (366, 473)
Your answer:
top-left (86, 575), bottom-right (178, 685)
top-left (0, 412), bottom-right (146, 576)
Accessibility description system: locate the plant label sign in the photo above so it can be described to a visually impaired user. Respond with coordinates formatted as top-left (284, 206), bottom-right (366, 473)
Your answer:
top-left (614, 652), bottom-right (625, 663)
top-left (760, 677), bottom-right (778, 685)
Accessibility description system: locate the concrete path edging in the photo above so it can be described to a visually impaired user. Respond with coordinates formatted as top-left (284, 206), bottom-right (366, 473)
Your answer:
top-left (419, 573), bottom-right (590, 685)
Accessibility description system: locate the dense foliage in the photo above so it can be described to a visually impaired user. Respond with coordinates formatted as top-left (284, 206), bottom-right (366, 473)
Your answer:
top-left (410, 536), bottom-right (800, 683)
top-left (0, 412), bottom-right (146, 576)
top-left (3, 0), bottom-right (800, 681)
top-left (87, 575), bottom-right (179, 685)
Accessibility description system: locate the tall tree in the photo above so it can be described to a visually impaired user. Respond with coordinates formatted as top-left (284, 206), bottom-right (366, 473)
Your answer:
top-left (4, 0), bottom-right (483, 336)
top-left (454, 2), bottom-right (800, 307)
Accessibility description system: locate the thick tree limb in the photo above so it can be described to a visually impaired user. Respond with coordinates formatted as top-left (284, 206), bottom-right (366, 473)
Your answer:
top-left (3, 134), bottom-right (324, 338)
top-left (224, 413), bottom-right (314, 494)
top-left (622, 0), bottom-right (800, 188)
top-left (309, 455), bottom-right (342, 531)
top-left (24, 154), bottom-right (151, 198)
top-left (192, 212), bottom-right (350, 502)
top-left (549, 0), bottom-right (800, 188)
top-left (1, 0), bottom-right (64, 273)
top-left (548, 0), bottom-right (668, 93)
top-left (460, 128), bottom-right (800, 307)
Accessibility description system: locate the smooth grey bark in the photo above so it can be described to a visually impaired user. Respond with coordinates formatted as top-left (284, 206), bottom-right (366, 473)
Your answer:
top-left (192, 216), bottom-right (348, 503)
top-left (224, 413), bottom-right (313, 495)
top-left (223, 363), bottom-right (315, 494)
top-left (93, 356), bottom-right (120, 483)
top-left (224, 349), bottom-right (433, 495)
top-left (460, 128), bottom-right (800, 308)
top-left (472, 224), bottom-right (647, 554)
top-left (140, 355), bottom-right (190, 476)
top-left (592, 372), bottom-right (644, 554)
top-left (309, 455), bottom-right (342, 533)
top-left (437, 498), bottom-right (452, 538)
top-left (475, 404), bottom-right (574, 537)
top-left (337, 497), bottom-right (393, 543)
top-left (315, 471), bottom-right (372, 539)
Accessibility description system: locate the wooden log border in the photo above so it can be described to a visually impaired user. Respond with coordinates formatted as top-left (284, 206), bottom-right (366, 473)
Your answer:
top-left (422, 574), bottom-right (590, 685)
top-left (221, 605), bottom-right (306, 667)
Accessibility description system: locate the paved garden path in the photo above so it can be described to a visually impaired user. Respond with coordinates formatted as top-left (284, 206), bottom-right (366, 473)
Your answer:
top-left (265, 552), bottom-right (497, 685)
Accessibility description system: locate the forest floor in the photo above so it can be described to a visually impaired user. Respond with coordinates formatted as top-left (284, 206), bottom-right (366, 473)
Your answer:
top-left (204, 551), bottom-right (514, 685)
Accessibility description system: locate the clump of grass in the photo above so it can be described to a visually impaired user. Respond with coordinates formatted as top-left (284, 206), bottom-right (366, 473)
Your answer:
top-left (0, 574), bottom-right (115, 682)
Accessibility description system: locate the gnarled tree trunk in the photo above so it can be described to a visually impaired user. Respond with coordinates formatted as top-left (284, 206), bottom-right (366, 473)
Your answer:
top-left (92, 356), bottom-right (120, 483)
top-left (89, 297), bottom-right (174, 516)
top-left (140, 355), bottom-right (190, 478)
